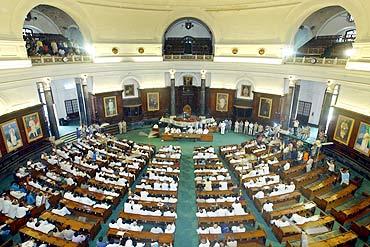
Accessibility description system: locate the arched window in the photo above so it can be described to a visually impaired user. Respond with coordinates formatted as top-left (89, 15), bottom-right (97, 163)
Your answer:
top-left (163, 18), bottom-right (213, 56)
top-left (23, 5), bottom-right (86, 58)
top-left (293, 6), bottom-right (356, 58)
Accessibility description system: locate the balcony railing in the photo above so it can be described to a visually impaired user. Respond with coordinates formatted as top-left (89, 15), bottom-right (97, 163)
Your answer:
top-left (30, 55), bottom-right (92, 65)
top-left (284, 56), bottom-right (348, 66)
top-left (163, 54), bottom-right (213, 61)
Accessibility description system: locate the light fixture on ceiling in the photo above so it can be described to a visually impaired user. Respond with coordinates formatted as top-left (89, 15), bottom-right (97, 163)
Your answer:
top-left (185, 21), bottom-right (193, 30)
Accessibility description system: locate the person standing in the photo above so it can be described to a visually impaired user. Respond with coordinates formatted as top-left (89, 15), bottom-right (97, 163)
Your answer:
top-left (220, 121), bottom-right (226, 135)
top-left (244, 120), bottom-right (249, 134)
top-left (253, 122), bottom-right (259, 135)
top-left (293, 119), bottom-right (299, 136)
top-left (118, 121), bottom-right (123, 134)
top-left (234, 121), bottom-right (239, 133)
top-left (122, 120), bottom-right (127, 133)
top-left (248, 122), bottom-right (254, 135)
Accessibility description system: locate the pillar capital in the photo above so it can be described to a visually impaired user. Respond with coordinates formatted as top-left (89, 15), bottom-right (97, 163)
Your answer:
top-left (169, 69), bottom-right (176, 79)
top-left (288, 76), bottom-right (298, 87)
top-left (326, 80), bottom-right (336, 93)
top-left (200, 69), bottom-right (207, 80)
top-left (80, 74), bottom-right (88, 85)
top-left (42, 77), bottom-right (51, 91)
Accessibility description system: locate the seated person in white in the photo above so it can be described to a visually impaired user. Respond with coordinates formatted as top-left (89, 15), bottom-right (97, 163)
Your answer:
top-left (262, 201), bottom-right (274, 212)
top-left (231, 223), bottom-right (246, 233)
top-left (199, 238), bottom-right (210, 247)
top-left (209, 224), bottom-right (222, 234)
top-left (150, 226), bottom-right (163, 234)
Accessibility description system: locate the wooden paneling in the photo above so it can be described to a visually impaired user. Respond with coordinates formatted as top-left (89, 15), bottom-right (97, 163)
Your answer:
top-left (207, 88), bottom-right (236, 119)
top-left (140, 88), bottom-right (170, 119)
top-left (91, 91), bottom-right (124, 124)
top-left (252, 92), bottom-right (282, 125)
top-left (175, 86), bottom-right (201, 115)
top-left (0, 104), bottom-right (48, 158)
top-left (327, 107), bottom-right (370, 161)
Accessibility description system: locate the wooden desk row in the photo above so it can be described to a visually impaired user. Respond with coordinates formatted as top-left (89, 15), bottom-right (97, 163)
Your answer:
top-left (314, 183), bottom-right (358, 211)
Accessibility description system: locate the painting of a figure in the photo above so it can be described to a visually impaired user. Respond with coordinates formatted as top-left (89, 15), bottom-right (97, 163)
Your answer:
top-left (241, 85), bottom-right (252, 98)
top-left (258, 97), bottom-right (272, 119)
top-left (124, 84), bottom-right (135, 97)
top-left (216, 93), bottom-right (229, 112)
top-left (333, 115), bottom-right (354, 146)
top-left (147, 92), bottom-right (160, 111)
top-left (354, 122), bottom-right (370, 156)
top-left (22, 112), bottom-right (43, 143)
top-left (104, 96), bottom-right (118, 117)
top-left (1, 119), bottom-right (23, 153)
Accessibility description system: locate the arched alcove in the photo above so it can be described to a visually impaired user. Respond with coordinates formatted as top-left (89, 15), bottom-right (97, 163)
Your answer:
top-left (23, 4), bottom-right (86, 57)
top-left (292, 6), bottom-right (356, 58)
top-left (163, 17), bottom-right (213, 56)
top-left (122, 77), bottom-right (140, 98)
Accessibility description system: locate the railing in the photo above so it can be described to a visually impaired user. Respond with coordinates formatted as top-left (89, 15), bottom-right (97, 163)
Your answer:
top-left (163, 54), bottom-right (213, 61)
top-left (30, 55), bottom-right (92, 65)
top-left (284, 56), bottom-right (348, 66)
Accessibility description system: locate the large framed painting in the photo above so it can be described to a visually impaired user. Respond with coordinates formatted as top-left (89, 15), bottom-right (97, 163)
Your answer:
top-left (216, 93), bottom-right (229, 112)
top-left (124, 84), bottom-right (135, 97)
top-left (22, 112), bottom-right (43, 143)
top-left (258, 97), bottom-right (272, 119)
top-left (103, 96), bottom-right (118, 117)
top-left (147, 92), bottom-right (160, 111)
top-left (354, 122), bottom-right (370, 156)
top-left (333, 115), bottom-right (355, 146)
top-left (240, 85), bottom-right (252, 98)
top-left (1, 119), bottom-right (23, 153)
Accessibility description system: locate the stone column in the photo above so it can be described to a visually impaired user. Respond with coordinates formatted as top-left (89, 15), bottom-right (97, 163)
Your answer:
top-left (290, 81), bottom-right (301, 127)
top-left (75, 77), bottom-right (87, 126)
top-left (170, 69), bottom-right (176, 116)
top-left (200, 70), bottom-right (207, 116)
top-left (318, 80), bottom-right (335, 132)
top-left (81, 75), bottom-right (92, 125)
top-left (282, 78), bottom-right (297, 129)
top-left (43, 79), bottom-right (60, 138)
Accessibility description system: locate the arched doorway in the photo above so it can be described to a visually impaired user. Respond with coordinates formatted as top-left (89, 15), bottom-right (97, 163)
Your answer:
top-left (293, 6), bottom-right (356, 58)
top-left (163, 18), bottom-right (213, 56)
top-left (23, 5), bottom-right (86, 57)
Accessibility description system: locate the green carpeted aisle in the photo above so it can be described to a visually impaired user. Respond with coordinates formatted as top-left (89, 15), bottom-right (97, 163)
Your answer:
top-left (173, 152), bottom-right (198, 247)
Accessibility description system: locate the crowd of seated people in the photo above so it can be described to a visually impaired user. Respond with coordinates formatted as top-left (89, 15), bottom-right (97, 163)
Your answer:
top-left (106, 145), bottom-right (180, 246)
top-left (220, 128), bottom-right (362, 246)
top-left (193, 146), bottom-right (265, 247)
top-left (1, 132), bottom-right (152, 246)
top-left (24, 33), bottom-right (87, 57)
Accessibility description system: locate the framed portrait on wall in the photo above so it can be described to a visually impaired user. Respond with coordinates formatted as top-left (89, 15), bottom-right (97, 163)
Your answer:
top-left (258, 97), bottom-right (272, 119)
top-left (333, 115), bottom-right (355, 146)
top-left (354, 121), bottom-right (370, 156)
top-left (240, 85), bottom-right (252, 98)
top-left (124, 84), bottom-right (135, 97)
top-left (216, 93), bottom-right (229, 112)
top-left (0, 119), bottom-right (23, 153)
top-left (147, 92), bottom-right (160, 111)
top-left (103, 96), bottom-right (118, 117)
top-left (22, 112), bottom-right (43, 143)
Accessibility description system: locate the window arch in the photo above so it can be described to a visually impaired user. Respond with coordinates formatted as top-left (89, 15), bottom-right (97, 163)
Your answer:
top-left (22, 4), bottom-right (87, 58)
top-left (292, 6), bottom-right (356, 58)
top-left (163, 17), bottom-right (213, 56)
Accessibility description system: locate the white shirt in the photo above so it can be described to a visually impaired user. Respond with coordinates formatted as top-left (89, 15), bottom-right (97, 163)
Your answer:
top-left (262, 202), bottom-right (273, 212)
top-left (209, 226), bottom-right (222, 234)
top-left (150, 227), bottom-right (163, 234)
